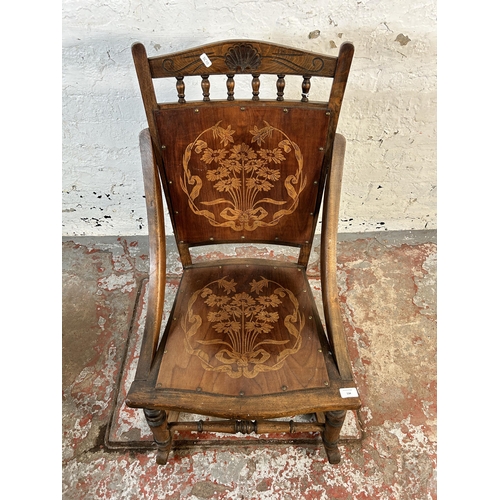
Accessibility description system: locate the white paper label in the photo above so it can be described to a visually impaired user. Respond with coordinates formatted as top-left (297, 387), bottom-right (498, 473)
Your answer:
top-left (200, 53), bottom-right (212, 67)
top-left (340, 387), bottom-right (359, 398)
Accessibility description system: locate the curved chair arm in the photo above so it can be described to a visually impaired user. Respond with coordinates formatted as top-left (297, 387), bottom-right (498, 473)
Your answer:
top-left (321, 134), bottom-right (354, 381)
top-left (134, 128), bottom-right (167, 380)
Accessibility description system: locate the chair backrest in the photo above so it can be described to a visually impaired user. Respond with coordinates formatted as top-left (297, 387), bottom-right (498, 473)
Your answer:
top-left (132, 40), bottom-right (354, 267)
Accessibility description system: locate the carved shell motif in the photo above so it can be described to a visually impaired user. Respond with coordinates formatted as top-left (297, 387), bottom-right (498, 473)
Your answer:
top-left (225, 43), bottom-right (262, 72)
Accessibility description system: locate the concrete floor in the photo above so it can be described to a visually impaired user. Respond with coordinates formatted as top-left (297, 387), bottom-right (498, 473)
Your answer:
top-left (62, 230), bottom-right (437, 499)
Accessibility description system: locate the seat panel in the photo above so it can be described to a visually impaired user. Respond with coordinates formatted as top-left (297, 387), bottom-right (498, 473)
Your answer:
top-left (156, 262), bottom-right (333, 396)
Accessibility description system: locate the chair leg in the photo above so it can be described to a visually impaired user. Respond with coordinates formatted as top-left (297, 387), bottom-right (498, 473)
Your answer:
top-left (144, 408), bottom-right (173, 465)
top-left (322, 410), bottom-right (346, 464)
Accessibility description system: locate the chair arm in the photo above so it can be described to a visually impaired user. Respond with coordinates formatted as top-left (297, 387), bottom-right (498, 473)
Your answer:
top-left (134, 128), bottom-right (167, 380)
top-left (320, 133), bottom-right (354, 381)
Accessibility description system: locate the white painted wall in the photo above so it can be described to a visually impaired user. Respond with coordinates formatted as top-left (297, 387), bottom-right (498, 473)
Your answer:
top-left (62, 0), bottom-right (436, 236)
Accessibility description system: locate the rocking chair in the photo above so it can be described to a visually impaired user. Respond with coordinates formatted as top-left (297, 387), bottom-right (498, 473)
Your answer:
top-left (125, 39), bottom-right (361, 465)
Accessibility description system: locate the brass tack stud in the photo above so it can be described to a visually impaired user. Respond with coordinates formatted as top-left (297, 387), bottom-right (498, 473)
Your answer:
top-left (318, 349), bottom-right (322, 353)
top-left (241, 236), bottom-right (245, 239)
top-left (309, 316), bottom-right (313, 320)
top-left (319, 147), bottom-right (324, 151)
top-left (161, 145), bottom-right (166, 149)
top-left (194, 109), bottom-right (199, 113)
top-left (326, 111), bottom-right (331, 116)
top-left (282, 385), bottom-right (288, 391)
top-left (209, 237), bottom-right (214, 241)
top-left (240, 107), bottom-right (246, 111)
top-left (239, 391), bottom-right (245, 396)
top-left (283, 108), bottom-right (289, 113)
top-left (196, 387), bottom-right (202, 392)
top-left (324, 381), bottom-right (329, 386)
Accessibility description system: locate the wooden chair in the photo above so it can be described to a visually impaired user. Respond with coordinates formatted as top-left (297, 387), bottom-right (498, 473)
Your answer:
top-left (126, 39), bottom-right (361, 465)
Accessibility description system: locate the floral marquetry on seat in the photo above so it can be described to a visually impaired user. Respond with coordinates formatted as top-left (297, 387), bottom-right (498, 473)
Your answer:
top-left (125, 39), bottom-right (361, 465)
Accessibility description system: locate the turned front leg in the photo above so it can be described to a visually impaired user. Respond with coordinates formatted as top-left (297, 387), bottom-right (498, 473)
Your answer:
top-left (144, 408), bottom-right (173, 465)
top-left (322, 410), bottom-right (346, 464)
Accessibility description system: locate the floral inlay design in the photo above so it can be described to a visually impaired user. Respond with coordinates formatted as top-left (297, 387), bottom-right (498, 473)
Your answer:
top-left (179, 121), bottom-right (306, 231)
top-left (182, 276), bottom-right (305, 379)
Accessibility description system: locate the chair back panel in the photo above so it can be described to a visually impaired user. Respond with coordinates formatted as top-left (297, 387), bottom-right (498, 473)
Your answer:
top-left (155, 104), bottom-right (330, 247)
top-left (132, 39), bottom-right (354, 265)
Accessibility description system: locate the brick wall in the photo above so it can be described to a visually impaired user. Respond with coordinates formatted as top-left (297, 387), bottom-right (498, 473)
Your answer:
top-left (62, 0), bottom-right (436, 236)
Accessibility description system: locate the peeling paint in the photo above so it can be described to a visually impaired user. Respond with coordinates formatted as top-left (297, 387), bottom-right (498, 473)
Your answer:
top-left (63, 233), bottom-right (436, 499)
top-left (62, 0), bottom-right (436, 237)
top-left (395, 33), bottom-right (411, 46)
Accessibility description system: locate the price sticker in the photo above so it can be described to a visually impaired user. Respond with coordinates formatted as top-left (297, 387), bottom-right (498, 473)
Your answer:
top-left (200, 53), bottom-right (212, 67)
top-left (339, 387), bottom-right (359, 398)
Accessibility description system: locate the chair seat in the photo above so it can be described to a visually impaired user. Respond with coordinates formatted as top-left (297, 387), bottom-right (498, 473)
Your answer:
top-left (127, 259), bottom-right (360, 419)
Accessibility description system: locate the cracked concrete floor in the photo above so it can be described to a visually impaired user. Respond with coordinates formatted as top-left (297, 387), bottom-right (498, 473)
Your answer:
top-left (62, 230), bottom-right (436, 499)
